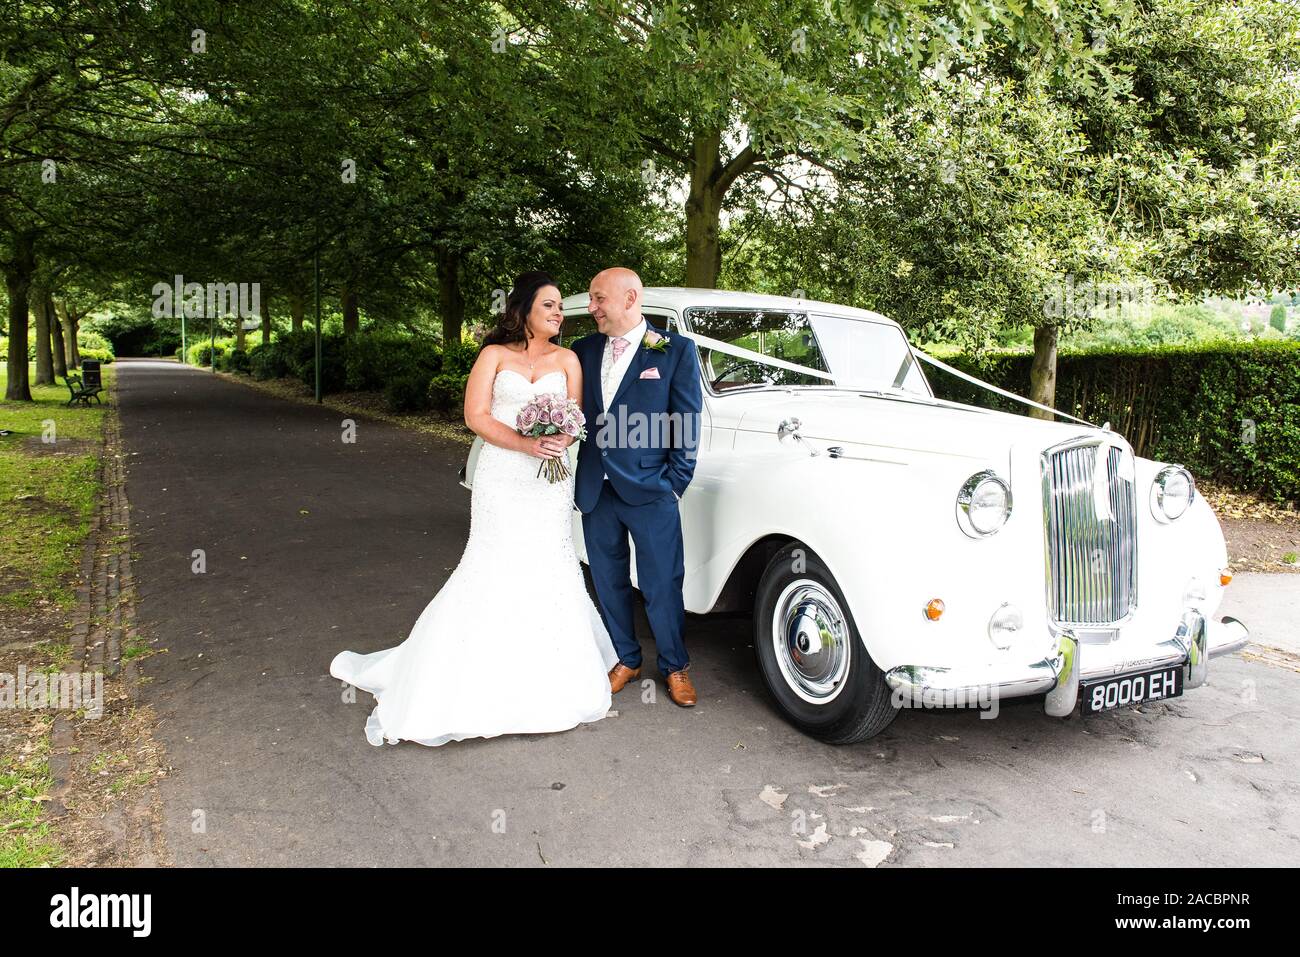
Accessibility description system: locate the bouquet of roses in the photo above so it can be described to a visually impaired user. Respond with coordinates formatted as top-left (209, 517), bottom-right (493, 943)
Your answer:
top-left (516, 392), bottom-right (587, 483)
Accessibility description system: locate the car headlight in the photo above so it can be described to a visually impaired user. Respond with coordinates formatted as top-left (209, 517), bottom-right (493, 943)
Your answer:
top-left (956, 470), bottom-right (1013, 538)
top-left (988, 603), bottom-right (1024, 650)
top-left (1151, 465), bottom-right (1195, 523)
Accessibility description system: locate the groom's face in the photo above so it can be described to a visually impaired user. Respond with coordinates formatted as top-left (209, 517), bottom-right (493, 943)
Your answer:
top-left (589, 276), bottom-right (632, 336)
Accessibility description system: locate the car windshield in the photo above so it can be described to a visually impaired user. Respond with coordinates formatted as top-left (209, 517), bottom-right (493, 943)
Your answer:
top-left (686, 307), bottom-right (830, 391)
top-left (808, 314), bottom-right (930, 396)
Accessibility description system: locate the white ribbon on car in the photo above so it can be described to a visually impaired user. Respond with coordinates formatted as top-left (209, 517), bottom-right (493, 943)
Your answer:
top-left (676, 329), bottom-right (1102, 431)
top-left (913, 350), bottom-right (1099, 428)
top-left (673, 330), bottom-right (837, 382)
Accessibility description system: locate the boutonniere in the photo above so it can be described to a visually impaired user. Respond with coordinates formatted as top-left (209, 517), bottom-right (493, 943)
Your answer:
top-left (642, 329), bottom-right (670, 352)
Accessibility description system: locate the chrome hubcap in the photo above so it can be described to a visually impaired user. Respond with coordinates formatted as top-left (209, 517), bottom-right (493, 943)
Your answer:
top-left (772, 580), bottom-right (850, 704)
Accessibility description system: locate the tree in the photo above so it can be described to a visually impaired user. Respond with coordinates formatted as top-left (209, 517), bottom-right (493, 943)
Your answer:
top-left (505, 0), bottom-right (1118, 288)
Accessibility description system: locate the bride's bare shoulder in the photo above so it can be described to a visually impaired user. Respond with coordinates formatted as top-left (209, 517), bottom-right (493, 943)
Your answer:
top-left (475, 343), bottom-right (509, 367)
top-left (554, 346), bottom-right (582, 370)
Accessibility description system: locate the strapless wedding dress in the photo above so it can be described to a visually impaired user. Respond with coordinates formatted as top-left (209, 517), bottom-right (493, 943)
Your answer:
top-left (329, 369), bottom-right (618, 746)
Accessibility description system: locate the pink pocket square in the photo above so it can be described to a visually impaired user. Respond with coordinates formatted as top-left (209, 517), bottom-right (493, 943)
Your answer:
top-left (639, 367), bottom-right (661, 380)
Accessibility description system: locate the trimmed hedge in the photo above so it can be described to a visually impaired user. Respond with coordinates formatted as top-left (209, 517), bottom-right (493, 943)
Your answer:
top-left (939, 342), bottom-right (1300, 504)
top-left (78, 347), bottom-right (115, 365)
top-left (223, 329), bottom-right (480, 415)
top-left (343, 332), bottom-right (441, 391)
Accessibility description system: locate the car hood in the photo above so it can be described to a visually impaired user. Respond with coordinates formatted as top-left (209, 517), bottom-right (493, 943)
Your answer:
top-left (731, 389), bottom-right (1109, 460)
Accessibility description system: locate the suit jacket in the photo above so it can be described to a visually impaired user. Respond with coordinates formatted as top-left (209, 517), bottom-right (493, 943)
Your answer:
top-left (573, 322), bottom-right (703, 513)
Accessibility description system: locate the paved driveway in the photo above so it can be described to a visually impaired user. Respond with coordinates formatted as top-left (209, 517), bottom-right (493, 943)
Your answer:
top-left (116, 360), bottom-right (1300, 866)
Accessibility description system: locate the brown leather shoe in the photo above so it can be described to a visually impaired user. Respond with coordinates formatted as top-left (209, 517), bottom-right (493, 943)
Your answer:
top-left (665, 670), bottom-right (697, 707)
top-left (608, 663), bottom-right (641, 694)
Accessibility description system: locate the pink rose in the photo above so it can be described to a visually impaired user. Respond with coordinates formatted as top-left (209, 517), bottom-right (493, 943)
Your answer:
top-left (518, 406), bottom-right (538, 432)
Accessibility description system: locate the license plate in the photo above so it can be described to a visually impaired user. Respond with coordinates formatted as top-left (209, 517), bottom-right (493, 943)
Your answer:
top-left (1082, 666), bottom-right (1183, 715)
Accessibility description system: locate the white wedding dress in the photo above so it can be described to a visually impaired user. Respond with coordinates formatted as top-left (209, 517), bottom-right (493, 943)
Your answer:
top-left (329, 369), bottom-right (618, 746)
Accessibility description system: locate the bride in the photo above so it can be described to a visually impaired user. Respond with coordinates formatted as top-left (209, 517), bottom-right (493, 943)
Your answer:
top-left (329, 271), bottom-right (619, 746)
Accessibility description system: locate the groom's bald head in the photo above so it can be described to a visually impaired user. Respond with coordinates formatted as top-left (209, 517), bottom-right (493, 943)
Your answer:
top-left (589, 267), bottom-right (643, 337)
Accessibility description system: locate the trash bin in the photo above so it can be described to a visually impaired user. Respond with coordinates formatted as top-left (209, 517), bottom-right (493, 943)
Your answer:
top-left (82, 359), bottom-right (101, 389)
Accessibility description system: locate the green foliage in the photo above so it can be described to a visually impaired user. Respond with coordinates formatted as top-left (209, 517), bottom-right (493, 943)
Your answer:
top-left (992, 302), bottom-right (1274, 350)
top-left (77, 348), bottom-right (115, 365)
top-left (428, 372), bottom-right (469, 413)
top-left (295, 336), bottom-right (347, 394)
top-left (76, 330), bottom-right (113, 354)
top-left (343, 332), bottom-right (441, 392)
top-left (384, 372), bottom-right (434, 413)
top-left (248, 342), bottom-right (290, 380)
top-left (186, 340), bottom-right (228, 367)
top-left (220, 349), bottom-right (252, 374)
top-left (234, 328), bottom-right (476, 410)
top-left (440, 339), bottom-right (481, 376)
top-left (1271, 304), bottom-right (1288, 333)
top-left (939, 342), bottom-right (1300, 503)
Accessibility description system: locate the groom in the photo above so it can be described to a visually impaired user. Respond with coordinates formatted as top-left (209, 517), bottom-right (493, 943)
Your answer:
top-left (563, 267), bottom-right (703, 707)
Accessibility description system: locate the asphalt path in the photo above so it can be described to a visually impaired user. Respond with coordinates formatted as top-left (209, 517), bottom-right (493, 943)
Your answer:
top-left (115, 359), bottom-right (1300, 867)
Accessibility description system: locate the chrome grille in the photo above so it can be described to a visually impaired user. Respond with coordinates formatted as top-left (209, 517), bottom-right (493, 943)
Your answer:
top-left (1042, 441), bottom-right (1138, 626)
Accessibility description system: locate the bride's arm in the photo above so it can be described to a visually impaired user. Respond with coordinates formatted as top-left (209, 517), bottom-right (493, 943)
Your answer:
top-left (464, 346), bottom-right (563, 460)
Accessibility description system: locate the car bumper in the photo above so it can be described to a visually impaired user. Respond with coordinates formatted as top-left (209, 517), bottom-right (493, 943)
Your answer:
top-left (884, 612), bottom-right (1249, 717)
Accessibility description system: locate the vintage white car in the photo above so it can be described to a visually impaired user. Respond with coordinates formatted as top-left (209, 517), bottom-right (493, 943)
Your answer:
top-left (462, 288), bottom-right (1249, 743)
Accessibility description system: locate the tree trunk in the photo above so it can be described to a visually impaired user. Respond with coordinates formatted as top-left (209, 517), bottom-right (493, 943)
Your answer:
top-left (57, 301), bottom-right (81, 368)
top-left (4, 234), bottom-right (36, 401)
top-left (289, 291), bottom-right (304, 332)
top-left (260, 294), bottom-right (272, 345)
top-left (70, 308), bottom-right (82, 367)
top-left (342, 286), bottom-right (359, 335)
top-left (437, 249), bottom-right (465, 345)
top-left (1029, 324), bottom-right (1059, 421)
top-left (49, 293), bottom-right (67, 379)
top-left (684, 130), bottom-right (725, 288)
top-left (31, 284), bottom-right (54, 386)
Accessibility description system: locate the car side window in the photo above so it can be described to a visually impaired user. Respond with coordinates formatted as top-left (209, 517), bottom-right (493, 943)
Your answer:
top-left (686, 307), bottom-right (829, 391)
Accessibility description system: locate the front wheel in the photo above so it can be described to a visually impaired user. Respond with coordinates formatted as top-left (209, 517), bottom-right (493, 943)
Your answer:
top-left (753, 544), bottom-right (898, 744)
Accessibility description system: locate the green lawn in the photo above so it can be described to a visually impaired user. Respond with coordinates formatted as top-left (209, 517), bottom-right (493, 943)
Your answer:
top-left (0, 740), bottom-right (61, 868)
top-left (1, 362), bottom-right (112, 868)
top-left (0, 364), bottom-right (113, 609)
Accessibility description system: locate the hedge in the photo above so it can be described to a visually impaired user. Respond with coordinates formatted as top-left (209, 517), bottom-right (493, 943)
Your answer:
top-left (938, 341), bottom-right (1300, 504)
top-left (218, 330), bottom-right (477, 414)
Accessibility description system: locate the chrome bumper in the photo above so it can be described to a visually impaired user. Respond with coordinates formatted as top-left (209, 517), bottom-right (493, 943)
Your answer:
top-left (884, 614), bottom-right (1250, 717)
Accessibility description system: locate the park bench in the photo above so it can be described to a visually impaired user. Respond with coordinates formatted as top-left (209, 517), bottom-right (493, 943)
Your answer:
top-left (63, 373), bottom-right (103, 407)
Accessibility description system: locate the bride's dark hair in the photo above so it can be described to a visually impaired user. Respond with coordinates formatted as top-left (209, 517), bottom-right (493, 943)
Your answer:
top-left (482, 271), bottom-right (560, 347)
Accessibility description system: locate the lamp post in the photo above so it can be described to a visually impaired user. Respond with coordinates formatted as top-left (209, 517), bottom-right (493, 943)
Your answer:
top-left (314, 245), bottom-right (322, 404)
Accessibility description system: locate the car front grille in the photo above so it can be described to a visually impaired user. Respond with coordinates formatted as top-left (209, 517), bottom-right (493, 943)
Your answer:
top-left (1042, 440), bottom-right (1138, 627)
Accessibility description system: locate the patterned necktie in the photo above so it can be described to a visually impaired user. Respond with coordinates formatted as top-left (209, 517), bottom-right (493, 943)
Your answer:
top-left (602, 335), bottom-right (630, 401)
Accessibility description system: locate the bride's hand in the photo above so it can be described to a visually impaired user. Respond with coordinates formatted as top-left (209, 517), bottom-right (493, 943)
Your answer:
top-left (525, 435), bottom-right (567, 460)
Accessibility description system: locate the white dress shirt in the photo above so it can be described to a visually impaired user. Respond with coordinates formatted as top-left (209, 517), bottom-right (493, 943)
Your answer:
top-left (601, 317), bottom-right (646, 410)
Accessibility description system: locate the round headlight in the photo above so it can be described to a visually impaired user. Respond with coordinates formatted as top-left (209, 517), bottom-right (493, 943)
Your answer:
top-left (988, 603), bottom-right (1024, 650)
top-left (1151, 465), bottom-right (1195, 523)
top-left (956, 471), bottom-right (1013, 538)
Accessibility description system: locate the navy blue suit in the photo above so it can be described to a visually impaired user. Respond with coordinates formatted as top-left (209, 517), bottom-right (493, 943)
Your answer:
top-left (573, 323), bottom-right (703, 677)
